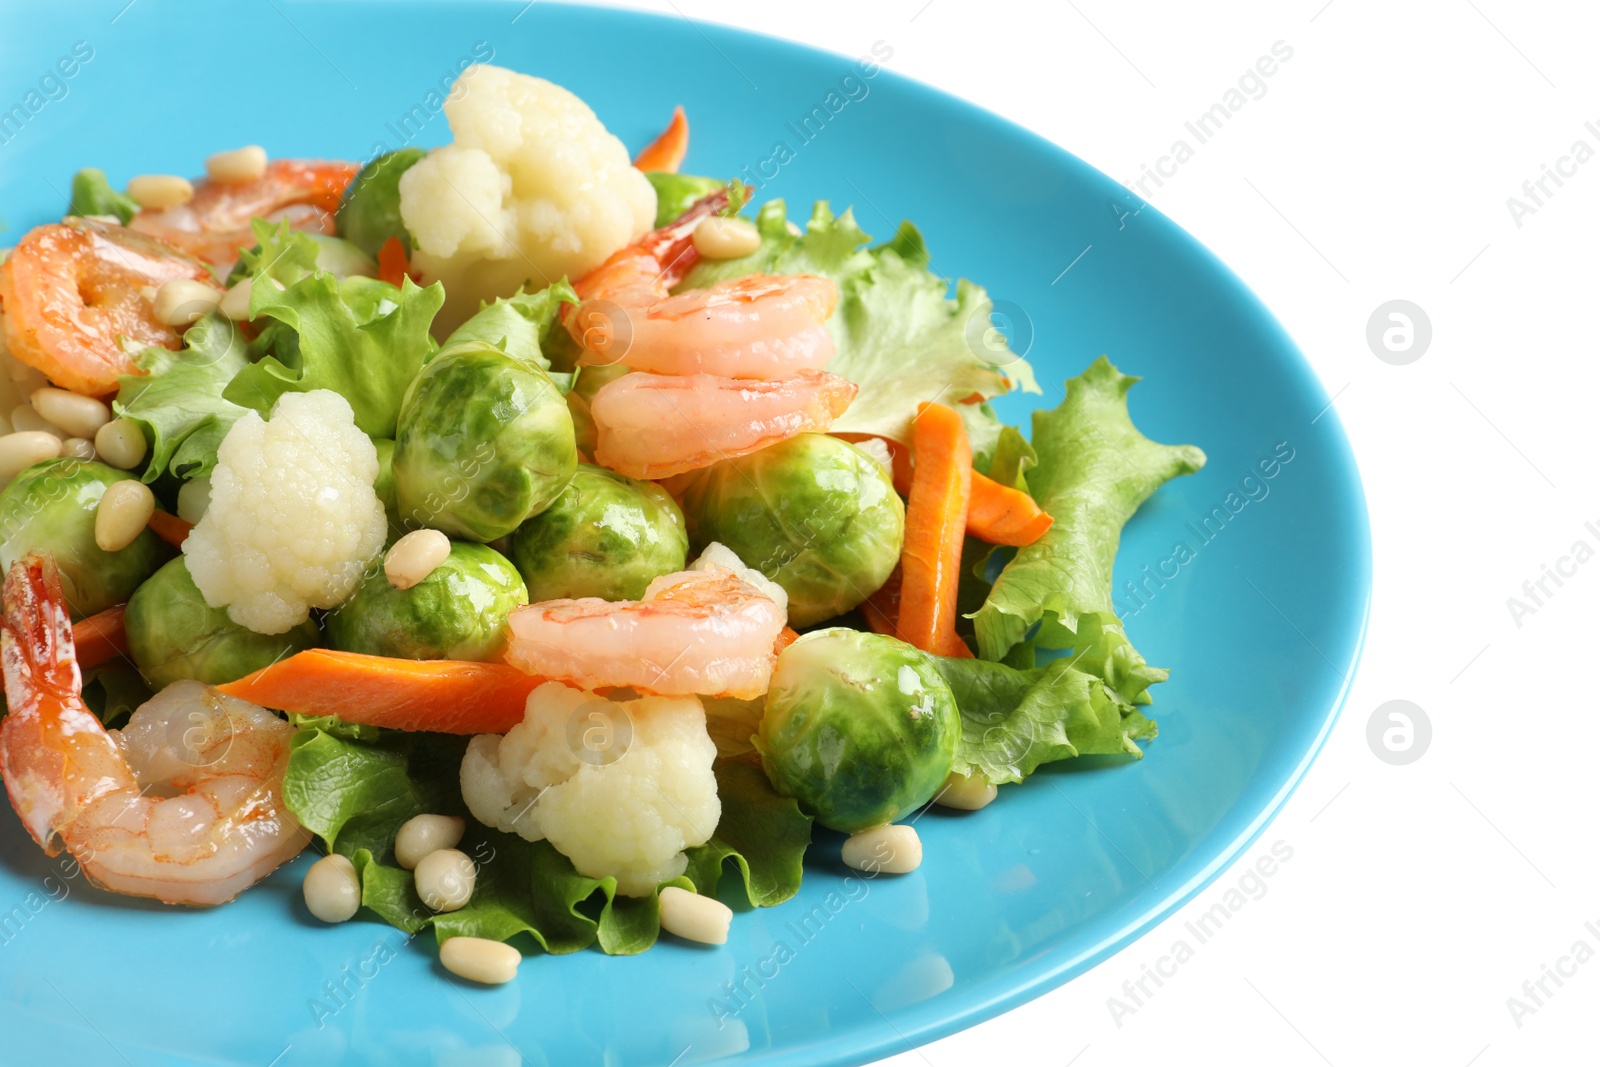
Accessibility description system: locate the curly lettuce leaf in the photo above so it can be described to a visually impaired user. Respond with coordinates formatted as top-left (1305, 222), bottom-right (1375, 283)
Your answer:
top-left (442, 281), bottom-right (579, 371)
top-left (112, 313), bottom-right (251, 483)
top-left (224, 266), bottom-right (443, 438)
top-left (681, 200), bottom-right (1038, 444)
top-left (932, 655), bottom-right (1157, 785)
top-left (281, 723), bottom-right (811, 955)
top-left (973, 357), bottom-right (1205, 671)
top-left (233, 218), bottom-right (322, 288)
top-left (67, 168), bottom-right (137, 224)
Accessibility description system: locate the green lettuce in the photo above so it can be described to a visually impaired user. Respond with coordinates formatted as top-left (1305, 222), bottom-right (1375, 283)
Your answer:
top-left (645, 171), bottom-right (725, 227)
top-left (932, 654), bottom-right (1157, 784)
top-left (113, 313), bottom-right (252, 483)
top-left (223, 225), bottom-right (444, 437)
top-left (681, 200), bottom-right (1038, 444)
top-left (281, 723), bottom-right (812, 955)
top-left (442, 281), bottom-right (579, 371)
top-left (67, 168), bottom-right (136, 224)
top-left (972, 358), bottom-right (1205, 690)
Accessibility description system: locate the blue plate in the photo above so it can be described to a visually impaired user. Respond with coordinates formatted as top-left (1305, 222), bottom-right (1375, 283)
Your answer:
top-left (0, 4), bottom-right (1369, 1065)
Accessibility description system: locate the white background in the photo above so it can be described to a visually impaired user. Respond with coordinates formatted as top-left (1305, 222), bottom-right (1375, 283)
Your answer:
top-left (597, 1), bottom-right (1598, 1063)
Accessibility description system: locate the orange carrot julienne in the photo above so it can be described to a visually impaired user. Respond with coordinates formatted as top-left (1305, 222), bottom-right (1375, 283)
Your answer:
top-left (633, 106), bottom-right (689, 172)
top-left (217, 649), bottom-right (545, 735)
top-left (862, 569), bottom-right (974, 658)
top-left (896, 402), bottom-right (971, 656)
top-left (376, 236), bottom-right (410, 287)
top-left (147, 510), bottom-right (192, 548)
top-left (966, 471), bottom-right (1054, 547)
top-left (73, 604), bottom-right (127, 671)
top-left (775, 626), bottom-right (800, 655)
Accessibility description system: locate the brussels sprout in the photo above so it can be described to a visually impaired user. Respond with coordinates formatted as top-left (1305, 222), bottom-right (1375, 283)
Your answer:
top-left (325, 542), bottom-right (527, 660)
top-left (566, 363), bottom-right (628, 456)
top-left (392, 342), bottom-right (578, 542)
top-left (336, 147), bottom-right (426, 256)
top-left (645, 172), bottom-right (725, 228)
top-left (0, 459), bottom-right (168, 619)
top-left (68, 167), bottom-right (136, 224)
top-left (125, 557), bottom-right (320, 687)
top-left (677, 434), bottom-right (904, 627)
top-left (756, 628), bottom-right (959, 832)
top-left (506, 464), bottom-right (687, 601)
top-left (308, 235), bottom-right (378, 279)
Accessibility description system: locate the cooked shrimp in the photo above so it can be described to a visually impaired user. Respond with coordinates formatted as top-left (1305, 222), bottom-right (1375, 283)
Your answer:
top-left (129, 159), bottom-right (360, 264)
top-left (0, 219), bottom-right (220, 396)
top-left (578, 273), bottom-right (837, 379)
top-left (0, 554), bottom-right (309, 906)
top-left (589, 370), bottom-right (858, 479)
top-left (567, 188), bottom-right (840, 380)
top-left (505, 565), bottom-right (786, 700)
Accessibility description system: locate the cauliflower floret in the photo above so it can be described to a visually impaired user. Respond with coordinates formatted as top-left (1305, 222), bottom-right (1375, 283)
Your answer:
top-left (399, 64), bottom-right (657, 332)
top-left (461, 680), bottom-right (720, 897)
top-left (689, 541), bottom-right (789, 617)
top-left (183, 390), bottom-right (387, 635)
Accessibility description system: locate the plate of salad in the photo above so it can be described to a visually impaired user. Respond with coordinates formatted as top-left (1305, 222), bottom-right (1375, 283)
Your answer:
top-left (0, 4), bottom-right (1368, 1066)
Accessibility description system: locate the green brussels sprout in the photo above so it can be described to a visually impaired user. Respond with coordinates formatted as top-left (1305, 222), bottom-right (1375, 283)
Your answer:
top-left (566, 363), bottom-right (629, 456)
top-left (336, 147), bottom-right (426, 256)
top-left (645, 171), bottom-right (725, 228)
top-left (677, 434), bottom-right (905, 627)
top-left (506, 464), bottom-right (688, 601)
top-left (68, 167), bottom-right (136, 224)
top-left (0, 459), bottom-right (168, 619)
top-left (756, 628), bottom-right (959, 832)
top-left (125, 557), bottom-right (320, 687)
top-left (392, 342), bottom-right (578, 542)
top-left (325, 542), bottom-right (527, 660)
top-left (308, 235), bottom-right (378, 279)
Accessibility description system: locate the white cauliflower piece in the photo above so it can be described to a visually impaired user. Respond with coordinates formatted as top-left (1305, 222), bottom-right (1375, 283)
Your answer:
top-left (689, 541), bottom-right (788, 617)
top-left (461, 680), bottom-right (720, 897)
top-left (399, 64), bottom-right (658, 332)
top-left (183, 390), bottom-right (387, 635)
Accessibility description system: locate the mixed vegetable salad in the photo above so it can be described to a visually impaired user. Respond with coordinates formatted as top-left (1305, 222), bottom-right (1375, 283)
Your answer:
top-left (0, 64), bottom-right (1204, 982)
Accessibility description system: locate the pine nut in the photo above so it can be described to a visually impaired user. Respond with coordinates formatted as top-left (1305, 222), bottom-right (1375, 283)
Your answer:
top-left (10, 404), bottom-right (63, 439)
top-left (62, 437), bottom-right (96, 460)
top-left (394, 814), bottom-right (466, 871)
top-left (414, 848), bottom-right (475, 912)
top-left (205, 145), bottom-right (267, 183)
top-left (439, 937), bottom-right (521, 985)
top-left (219, 277), bottom-right (253, 321)
top-left (176, 475), bottom-right (212, 524)
top-left (303, 853), bottom-right (361, 923)
top-left (95, 418), bottom-right (148, 470)
top-left (842, 824), bottom-right (922, 874)
top-left (0, 431), bottom-right (62, 478)
top-left (126, 174), bottom-right (194, 209)
top-left (95, 479), bottom-right (155, 552)
top-left (935, 771), bottom-right (998, 811)
top-left (31, 387), bottom-right (110, 439)
top-left (385, 529), bottom-right (451, 590)
top-left (657, 885), bottom-right (733, 945)
top-left (692, 216), bottom-right (762, 259)
top-left (153, 278), bottom-right (222, 327)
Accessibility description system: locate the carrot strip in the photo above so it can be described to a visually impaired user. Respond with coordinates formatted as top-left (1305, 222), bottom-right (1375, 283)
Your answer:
top-left (376, 235), bottom-right (409, 287)
top-left (633, 106), bottom-right (689, 172)
top-left (896, 403), bottom-right (972, 655)
top-left (217, 649), bottom-right (545, 734)
top-left (775, 626), bottom-right (800, 655)
top-left (73, 605), bottom-right (127, 671)
top-left (966, 471), bottom-right (1054, 547)
top-left (147, 510), bottom-right (192, 548)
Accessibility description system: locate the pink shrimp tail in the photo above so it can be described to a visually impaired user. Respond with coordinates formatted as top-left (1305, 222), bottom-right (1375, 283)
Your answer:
top-left (2, 554), bottom-right (80, 709)
top-left (572, 187), bottom-right (731, 303)
top-left (0, 554), bottom-right (122, 852)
